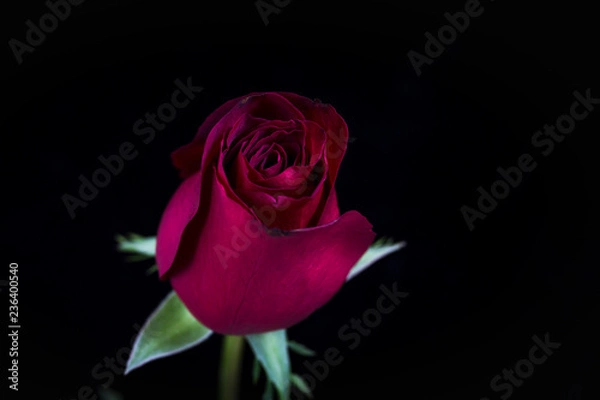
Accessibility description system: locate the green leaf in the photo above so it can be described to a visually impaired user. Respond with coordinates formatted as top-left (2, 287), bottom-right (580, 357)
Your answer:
top-left (262, 380), bottom-right (274, 400)
top-left (346, 238), bottom-right (406, 281)
top-left (246, 330), bottom-right (291, 400)
top-left (116, 233), bottom-right (157, 258)
top-left (291, 374), bottom-right (313, 398)
top-left (125, 254), bottom-right (153, 262)
top-left (253, 357), bottom-right (262, 385)
top-left (125, 291), bottom-right (212, 374)
top-left (287, 340), bottom-right (316, 357)
top-left (98, 387), bottom-right (124, 400)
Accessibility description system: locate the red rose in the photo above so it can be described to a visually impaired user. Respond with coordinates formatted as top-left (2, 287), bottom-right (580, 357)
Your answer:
top-left (156, 92), bottom-right (375, 334)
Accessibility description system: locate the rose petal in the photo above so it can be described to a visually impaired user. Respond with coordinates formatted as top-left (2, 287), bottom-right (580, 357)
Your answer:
top-left (225, 114), bottom-right (270, 158)
top-left (276, 93), bottom-right (349, 182)
top-left (299, 120), bottom-right (327, 165)
top-left (155, 169), bottom-right (203, 278)
top-left (171, 95), bottom-right (252, 179)
top-left (259, 144), bottom-right (287, 176)
top-left (227, 153), bottom-right (325, 229)
top-left (230, 155), bottom-right (301, 196)
top-left (248, 143), bottom-right (273, 168)
top-left (169, 167), bottom-right (375, 334)
top-left (172, 93), bottom-right (305, 179)
top-left (221, 95), bottom-right (304, 159)
top-left (315, 184), bottom-right (340, 225)
top-left (239, 125), bottom-right (303, 163)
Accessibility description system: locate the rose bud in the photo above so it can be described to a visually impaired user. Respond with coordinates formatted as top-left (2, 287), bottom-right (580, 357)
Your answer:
top-left (156, 92), bottom-right (375, 334)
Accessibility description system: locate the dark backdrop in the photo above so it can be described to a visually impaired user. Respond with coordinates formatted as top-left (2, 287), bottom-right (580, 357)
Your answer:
top-left (4, 0), bottom-right (598, 399)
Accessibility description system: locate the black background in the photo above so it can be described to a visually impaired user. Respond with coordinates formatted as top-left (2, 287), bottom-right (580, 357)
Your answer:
top-left (3, 0), bottom-right (599, 399)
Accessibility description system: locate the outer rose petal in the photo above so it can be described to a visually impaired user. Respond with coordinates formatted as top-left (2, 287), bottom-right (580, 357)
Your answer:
top-left (155, 169), bottom-right (203, 278)
top-left (169, 167), bottom-right (375, 334)
top-left (171, 95), bottom-right (249, 179)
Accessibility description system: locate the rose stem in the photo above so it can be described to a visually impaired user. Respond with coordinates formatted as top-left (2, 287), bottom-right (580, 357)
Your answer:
top-left (218, 335), bottom-right (245, 400)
